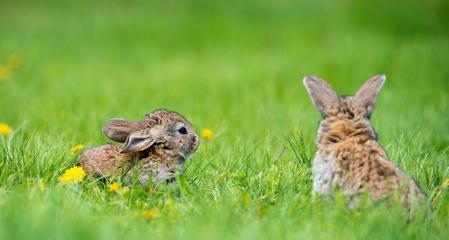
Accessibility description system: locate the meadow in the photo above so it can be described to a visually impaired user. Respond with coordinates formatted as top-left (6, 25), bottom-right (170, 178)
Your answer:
top-left (1, 0), bottom-right (449, 239)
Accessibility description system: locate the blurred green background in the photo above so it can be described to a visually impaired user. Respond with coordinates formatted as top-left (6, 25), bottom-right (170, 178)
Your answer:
top-left (1, 0), bottom-right (449, 239)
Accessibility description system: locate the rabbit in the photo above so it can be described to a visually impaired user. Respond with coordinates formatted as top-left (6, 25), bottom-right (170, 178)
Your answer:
top-left (302, 75), bottom-right (426, 207)
top-left (80, 109), bottom-right (200, 185)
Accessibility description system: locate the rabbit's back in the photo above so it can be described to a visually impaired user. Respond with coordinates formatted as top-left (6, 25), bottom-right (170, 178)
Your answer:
top-left (80, 144), bottom-right (135, 178)
top-left (314, 137), bottom-right (425, 205)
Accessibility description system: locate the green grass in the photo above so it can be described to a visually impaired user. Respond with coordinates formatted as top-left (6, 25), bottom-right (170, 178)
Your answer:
top-left (1, 0), bottom-right (449, 239)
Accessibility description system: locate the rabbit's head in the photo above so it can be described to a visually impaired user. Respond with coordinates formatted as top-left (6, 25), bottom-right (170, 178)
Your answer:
top-left (303, 75), bottom-right (386, 143)
top-left (102, 109), bottom-right (200, 160)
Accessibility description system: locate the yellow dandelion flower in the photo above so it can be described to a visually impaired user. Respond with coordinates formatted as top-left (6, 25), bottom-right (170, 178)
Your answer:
top-left (120, 186), bottom-right (130, 196)
top-left (58, 166), bottom-right (86, 184)
top-left (143, 209), bottom-right (158, 220)
top-left (70, 144), bottom-right (85, 154)
top-left (0, 123), bottom-right (12, 136)
top-left (201, 128), bottom-right (213, 140)
top-left (149, 188), bottom-right (157, 195)
top-left (442, 179), bottom-right (449, 186)
top-left (109, 182), bottom-right (120, 192)
top-left (6, 54), bottom-right (22, 70)
top-left (242, 192), bottom-right (251, 207)
top-left (0, 66), bottom-right (10, 80)
top-left (38, 180), bottom-right (46, 190)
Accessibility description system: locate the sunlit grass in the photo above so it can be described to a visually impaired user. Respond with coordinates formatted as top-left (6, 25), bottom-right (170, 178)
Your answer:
top-left (0, 0), bottom-right (448, 239)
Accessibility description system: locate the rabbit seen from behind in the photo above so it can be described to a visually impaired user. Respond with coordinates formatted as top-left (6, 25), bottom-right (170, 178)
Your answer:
top-left (302, 75), bottom-right (426, 207)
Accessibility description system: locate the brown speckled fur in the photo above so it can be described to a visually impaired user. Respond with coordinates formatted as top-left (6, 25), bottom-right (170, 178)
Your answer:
top-left (303, 75), bottom-right (425, 207)
top-left (79, 109), bottom-right (200, 185)
top-left (80, 144), bottom-right (138, 177)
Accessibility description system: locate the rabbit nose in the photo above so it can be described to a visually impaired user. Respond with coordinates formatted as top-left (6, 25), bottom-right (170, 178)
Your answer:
top-left (191, 136), bottom-right (199, 151)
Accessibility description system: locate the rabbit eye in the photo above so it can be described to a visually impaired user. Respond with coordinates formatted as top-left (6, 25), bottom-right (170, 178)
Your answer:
top-left (178, 127), bottom-right (188, 135)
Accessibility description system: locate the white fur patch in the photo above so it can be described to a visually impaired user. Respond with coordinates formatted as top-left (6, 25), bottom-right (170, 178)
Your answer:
top-left (312, 153), bottom-right (334, 196)
top-left (138, 162), bottom-right (184, 186)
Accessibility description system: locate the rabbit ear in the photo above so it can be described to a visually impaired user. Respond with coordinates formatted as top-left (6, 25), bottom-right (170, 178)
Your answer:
top-left (354, 75), bottom-right (386, 115)
top-left (102, 118), bottom-right (145, 143)
top-left (119, 128), bottom-right (161, 153)
top-left (303, 76), bottom-right (339, 115)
